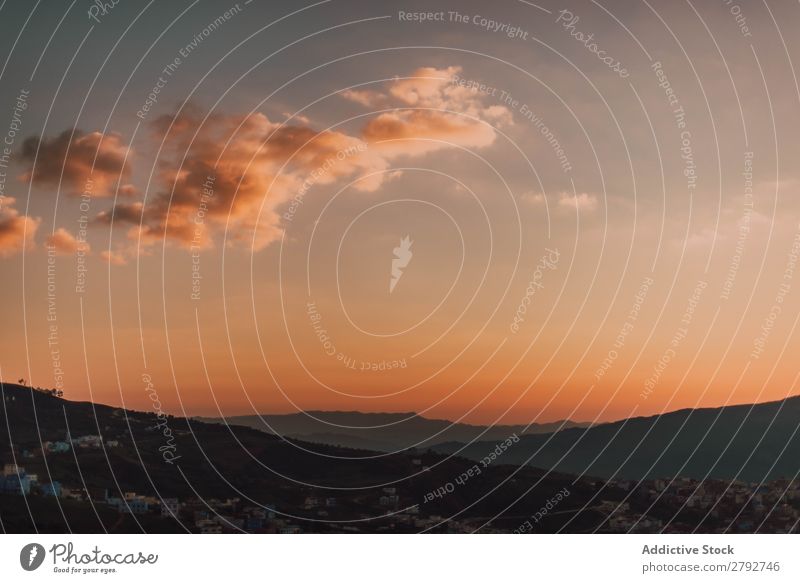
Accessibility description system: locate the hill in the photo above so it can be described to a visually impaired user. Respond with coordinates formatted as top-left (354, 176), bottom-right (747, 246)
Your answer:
top-left (433, 396), bottom-right (800, 482)
top-left (0, 382), bottom-right (609, 533)
top-left (194, 410), bottom-right (589, 452)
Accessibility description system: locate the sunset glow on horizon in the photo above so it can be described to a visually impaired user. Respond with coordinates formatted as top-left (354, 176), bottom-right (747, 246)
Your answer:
top-left (2, 0), bottom-right (800, 427)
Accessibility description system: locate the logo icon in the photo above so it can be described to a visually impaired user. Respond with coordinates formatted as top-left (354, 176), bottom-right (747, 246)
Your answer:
top-left (20, 543), bottom-right (46, 571)
top-left (390, 236), bottom-right (413, 293)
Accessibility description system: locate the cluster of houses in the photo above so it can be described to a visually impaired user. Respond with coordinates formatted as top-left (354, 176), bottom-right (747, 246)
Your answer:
top-left (0, 460), bottom-right (292, 533)
top-left (5, 428), bottom-right (800, 533)
top-left (40, 432), bottom-right (120, 453)
top-left (597, 477), bottom-right (800, 533)
top-left (0, 431), bottom-right (123, 502)
top-left (1, 463), bottom-right (60, 497)
top-left (13, 433), bottom-right (121, 460)
top-left (93, 492), bottom-right (288, 534)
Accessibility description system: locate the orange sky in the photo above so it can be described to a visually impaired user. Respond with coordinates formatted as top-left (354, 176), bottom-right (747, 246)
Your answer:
top-left (2, 0), bottom-right (800, 424)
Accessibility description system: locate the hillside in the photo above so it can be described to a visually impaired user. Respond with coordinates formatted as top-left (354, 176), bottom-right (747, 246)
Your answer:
top-left (433, 396), bottom-right (800, 482)
top-left (0, 382), bottom-right (609, 533)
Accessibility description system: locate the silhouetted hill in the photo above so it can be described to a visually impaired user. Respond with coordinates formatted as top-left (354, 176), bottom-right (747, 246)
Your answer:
top-left (433, 397), bottom-right (800, 482)
top-left (0, 382), bottom-right (609, 533)
top-left (194, 410), bottom-right (589, 452)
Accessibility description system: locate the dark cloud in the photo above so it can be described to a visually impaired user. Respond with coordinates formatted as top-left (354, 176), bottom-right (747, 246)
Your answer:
top-left (19, 129), bottom-right (132, 196)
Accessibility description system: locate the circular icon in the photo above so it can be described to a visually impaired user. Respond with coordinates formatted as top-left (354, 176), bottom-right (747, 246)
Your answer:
top-left (19, 543), bottom-right (46, 571)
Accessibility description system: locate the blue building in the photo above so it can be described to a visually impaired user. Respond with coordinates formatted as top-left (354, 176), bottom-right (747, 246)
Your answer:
top-left (40, 481), bottom-right (62, 497)
top-left (1, 473), bottom-right (31, 495)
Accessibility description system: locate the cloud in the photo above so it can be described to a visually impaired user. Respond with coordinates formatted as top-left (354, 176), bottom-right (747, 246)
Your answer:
top-left (340, 89), bottom-right (387, 108)
top-left (95, 201), bottom-right (145, 225)
top-left (19, 129), bottom-right (131, 196)
top-left (362, 109), bottom-right (497, 156)
top-left (388, 67), bottom-right (461, 105)
top-left (521, 191), bottom-right (546, 205)
top-left (46, 227), bottom-right (88, 255)
top-left (523, 191), bottom-right (598, 213)
top-left (118, 184), bottom-right (139, 197)
top-left (283, 112), bottom-right (311, 125)
top-left (100, 249), bottom-right (128, 265)
top-left (558, 192), bottom-right (598, 211)
top-left (343, 66), bottom-right (513, 126)
top-left (98, 66), bottom-right (507, 256)
top-left (0, 197), bottom-right (39, 256)
top-left (107, 109), bottom-right (386, 251)
top-left (684, 227), bottom-right (719, 250)
top-left (350, 66), bottom-right (512, 157)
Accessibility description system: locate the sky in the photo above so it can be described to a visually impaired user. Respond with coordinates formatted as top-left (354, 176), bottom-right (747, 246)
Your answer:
top-left (1, 0), bottom-right (800, 425)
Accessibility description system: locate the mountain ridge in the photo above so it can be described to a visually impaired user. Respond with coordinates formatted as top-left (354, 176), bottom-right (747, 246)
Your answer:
top-left (194, 410), bottom-right (591, 452)
top-left (432, 394), bottom-right (800, 482)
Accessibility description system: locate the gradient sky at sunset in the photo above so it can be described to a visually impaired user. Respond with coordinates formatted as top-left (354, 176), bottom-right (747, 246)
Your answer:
top-left (2, 0), bottom-right (800, 425)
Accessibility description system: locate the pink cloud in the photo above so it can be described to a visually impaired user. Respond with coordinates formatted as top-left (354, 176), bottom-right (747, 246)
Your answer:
top-left (558, 192), bottom-right (598, 211)
top-left (0, 197), bottom-right (39, 256)
top-left (95, 65), bottom-right (507, 258)
top-left (46, 227), bottom-right (88, 255)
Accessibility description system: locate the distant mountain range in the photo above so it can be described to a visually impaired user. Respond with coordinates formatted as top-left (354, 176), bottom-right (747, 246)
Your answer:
top-left (0, 382), bottom-right (607, 533)
top-left (3, 381), bottom-right (799, 532)
top-left (432, 397), bottom-right (800, 482)
top-left (194, 411), bottom-right (590, 452)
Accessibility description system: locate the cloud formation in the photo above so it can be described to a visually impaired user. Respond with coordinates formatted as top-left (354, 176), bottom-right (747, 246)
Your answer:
top-left (106, 109), bottom-right (383, 251)
top-left (100, 249), bottom-right (128, 265)
top-left (99, 66), bottom-right (508, 254)
top-left (19, 130), bottom-right (131, 196)
top-left (558, 191), bottom-right (598, 211)
top-left (46, 227), bottom-right (88, 255)
top-left (0, 197), bottom-right (39, 256)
